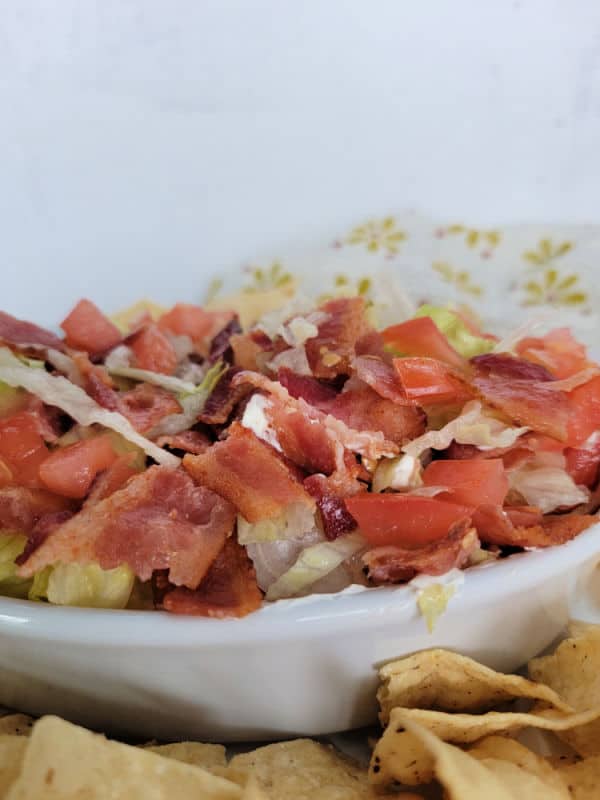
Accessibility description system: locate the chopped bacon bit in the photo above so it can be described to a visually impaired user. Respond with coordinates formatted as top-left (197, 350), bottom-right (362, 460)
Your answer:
top-left (0, 309), bottom-right (65, 351)
top-left (15, 510), bottom-right (75, 566)
top-left (472, 372), bottom-right (570, 441)
top-left (118, 384), bottom-right (182, 433)
top-left (23, 396), bottom-right (63, 443)
top-left (352, 355), bottom-right (412, 405)
top-left (198, 367), bottom-right (252, 425)
top-left (183, 423), bottom-right (315, 522)
top-left (19, 467), bottom-right (236, 589)
top-left (155, 430), bottom-right (211, 455)
top-left (162, 537), bottom-right (263, 618)
top-left (355, 330), bottom-right (389, 359)
top-left (516, 328), bottom-right (590, 379)
top-left (129, 323), bottom-right (178, 375)
top-left (304, 474), bottom-right (359, 540)
top-left (83, 453), bottom-right (142, 508)
top-left (504, 506), bottom-right (545, 528)
top-left (473, 504), bottom-right (595, 548)
top-left (61, 299), bottom-right (122, 355)
top-left (208, 316), bottom-right (242, 364)
top-left (0, 487), bottom-right (75, 533)
top-left (471, 353), bottom-right (555, 382)
top-left (231, 331), bottom-right (273, 371)
top-left (305, 297), bottom-right (371, 379)
top-left (277, 368), bottom-right (338, 405)
top-left (565, 440), bottom-right (600, 488)
top-left (364, 520), bottom-right (479, 584)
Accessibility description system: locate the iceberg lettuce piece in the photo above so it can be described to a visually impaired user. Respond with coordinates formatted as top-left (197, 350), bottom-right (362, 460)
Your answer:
top-left (32, 563), bottom-right (135, 609)
top-left (0, 533), bottom-right (31, 599)
top-left (415, 305), bottom-right (495, 358)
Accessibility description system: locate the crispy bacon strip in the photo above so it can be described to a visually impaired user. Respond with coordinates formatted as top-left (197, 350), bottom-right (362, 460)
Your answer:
top-left (155, 429), bottom-right (211, 455)
top-left (0, 309), bottom-right (65, 351)
top-left (352, 355), bottom-right (412, 405)
top-left (15, 510), bottom-right (74, 566)
top-left (208, 316), bottom-right (242, 364)
top-left (305, 297), bottom-right (371, 378)
top-left (473, 504), bottom-right (596, 547)
top-left (304, 473), bottom-right (359, 540)
top-left (87, 376), bottom-right (182, 433)
top-left (19, 467), bottom-right (235, 589)
top-left (0, 487), bottom-right (75, 533)
top-left (161, 537), bottom-right (263, 618)
top-left (363, 520), bottom-right (479, 584)
top-left (183, 422), bottom-right (315, 522)
top-left (197, 367), bottom-right (252, 425)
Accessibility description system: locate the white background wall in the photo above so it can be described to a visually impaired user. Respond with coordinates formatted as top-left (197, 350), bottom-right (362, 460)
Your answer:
top-left (2, 1), bottom-right (600, 318)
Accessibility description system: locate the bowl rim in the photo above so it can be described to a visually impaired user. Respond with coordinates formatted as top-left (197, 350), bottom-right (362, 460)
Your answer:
top-left (0, 520), bottom-right (599, 647)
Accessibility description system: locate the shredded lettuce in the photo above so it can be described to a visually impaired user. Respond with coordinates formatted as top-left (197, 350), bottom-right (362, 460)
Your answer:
top-left (372, 454), bottom-right (423, 493)
top-left (0, 533), bottom-right (31, 599)
top-left (508, 465), bottom-right (589, 513)
top-left (108, 366), bottom-right (197, 395)
top-left (266, 532), bottom-right (365, 600)
top-left (0, 347), bottom-right (178, 467)
top-left (403, 400), bottom-right (529, 458)
top-left (415, 305), bottom-right (495, 358)
top-left (237, 503), bottom-right (316, 545)
top-left (148, 361), bottom-right (227, 437)
top-left (30, 563), bottom-right (134, 609)
top-left (417, 583), bottom-right (457, 633)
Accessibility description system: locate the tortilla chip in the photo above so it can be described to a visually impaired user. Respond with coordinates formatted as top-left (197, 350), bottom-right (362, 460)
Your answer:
top-left (395, 716), bottom-right (570, 799)
top-left (554, 754), bottom-right (600, 800)
top-left (227, 739), bottom-right (374, 799)
top-left (206, 284), bottom-right (297, 329)
top-left (110, 300), bottom-right (167, 333)
top-left (467, 736), bottom-right (569, 796)
top-left (145, 741), bottom-right (227, 772)
top-left (240, 774), bottom-right (269, 800)
top-left (370, 706), bottom-right (600, 786)
top-left (378, 649), bottom-right (572, 724)
top-left (0, 736), bottom-right (27, 799)
top-left (528, 623), bottom-right (600, 755)
top-left (6, 716), bottom-right (241, 800)
top-left (0, 717), bottom-right (33, 738)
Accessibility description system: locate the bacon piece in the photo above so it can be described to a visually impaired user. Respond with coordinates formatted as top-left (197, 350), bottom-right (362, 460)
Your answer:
top-left (471, 353), bottom-right (555, 382)
top-left (352, 355), bottom-right (411, 405)
top-left (208, 316), bottom-right (242, 364)
top-left (473, 503), bottom-right (594, 547)
top-left (15, 510), bottom-right (75, 566)
top-left (162, 537), bottom-right (263, 618)
top-left (155, 430), bottom-right (211, 455)
top-left (0, 309), bottom-right (65, 351)
top-left (233, 372), bottom-right (399, 472)
top-left (0, 487), bottom-right (75, 533)
top-left (355, 329), bottom-right (389, 359)
top-left (197, 367), bottom-right (252, 425)
top-left (19, 467), bottom-right (235, 589)
top-left (304, 473), bottom-right (359, 540)
top-left (231, 331), bottom-right (273, 371)
top-left (516, 328), bottom-right (590, 379)
top-left (363, 520), bottom-right (479, 584)
top-left (87, 376), bottom-right (182, 434)
top-left (183, 423), bottom-right (315, 522)
top-left (277, 368), bottom-right (338, 405)
top-left (23, 396), bottom-right (63, 443)
top-left (83, 453), bottom-right (142, 508)
top-left (305, 297), bottom-right (372, 379)
top-left (472, 372), bottom-right (570, 442)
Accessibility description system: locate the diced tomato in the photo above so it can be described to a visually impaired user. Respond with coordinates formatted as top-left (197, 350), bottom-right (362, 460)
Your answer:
top-left (158, 303), bottom-right (233, 344)
top-left (516, 328), bottom-right (590, 379)
top-left (0, 412), bottom-right (49, 488)
top-left (567, 375), bottom-right (600, 448)
top-left (422, 459), bottom-right (509, 507)
top-left (345, 494), bottom-right (473, 548)
top-left (130, 323), bottom-right (178, 375)
top-left (383, 317), bottom-right (466, 368)
top-left (393, 357), bottom-right (473, 405)
top-left (565, 442), bottom-right (600, 487)
top-left (61, 299), bottom-right (122, 354)
top-left (38, 434), bottom-right (119, 499)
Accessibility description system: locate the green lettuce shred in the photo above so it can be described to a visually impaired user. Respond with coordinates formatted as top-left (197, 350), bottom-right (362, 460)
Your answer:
top-left (0, 533), bottom-right (31, 599)
top-left (30, 563), bottom-right (134, 609)
top-left (417, 583), bottom-right (456, 633)
top-left (414, 305), bottom-right (495, 358)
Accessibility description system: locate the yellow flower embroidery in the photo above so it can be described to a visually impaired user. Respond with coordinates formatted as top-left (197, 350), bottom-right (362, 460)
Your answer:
top-left (522, 238), bottom-right (573, 266)
top-left (203, 278), bottom-right (223, 304)
top-left (318, 274), bottom-right (373, 304)
top-left (346, 217), bottom-right (406, 255)
top-left (432, 262), bottom-right (483, 297)
top-left (243, 260), bottom-right (293, 293)
top-left (446, 225), bottom-right (501, 249)
top-left (522, 268), bottom-right (588, 307)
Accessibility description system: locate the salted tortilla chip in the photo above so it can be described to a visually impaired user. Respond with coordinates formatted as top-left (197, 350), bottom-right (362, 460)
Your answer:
top-left (394, 716), bottom-right (569, 799)
top-left (528, 622), bottom-right (600, 755)
top-left (227, 739), bottom-right (374, 800)
top-left (145, 741), bottom-right (227, 772)
top-left (370, 705), bottom-right (600, 786)
top-left (378, 649), bottom-right (572, 723)
top-left (6, 716), bottom-right (241, 800)
top-left (467, 736), bottom-right (569, 796)
top-left (0, 736), bottom-right (27, 799)
top-left (110, 300), bottom-right (167, 333)
top-left (0, 717), bottom-right (33, 738)
top-left (240, 774), bottom-right (269, 800)
top-left (554, 754), bottom-right (600, 800)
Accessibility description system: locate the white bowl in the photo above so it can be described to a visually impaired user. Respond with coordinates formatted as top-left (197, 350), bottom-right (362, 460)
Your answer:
top-left (0, 525), bottom-right (599, 741)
